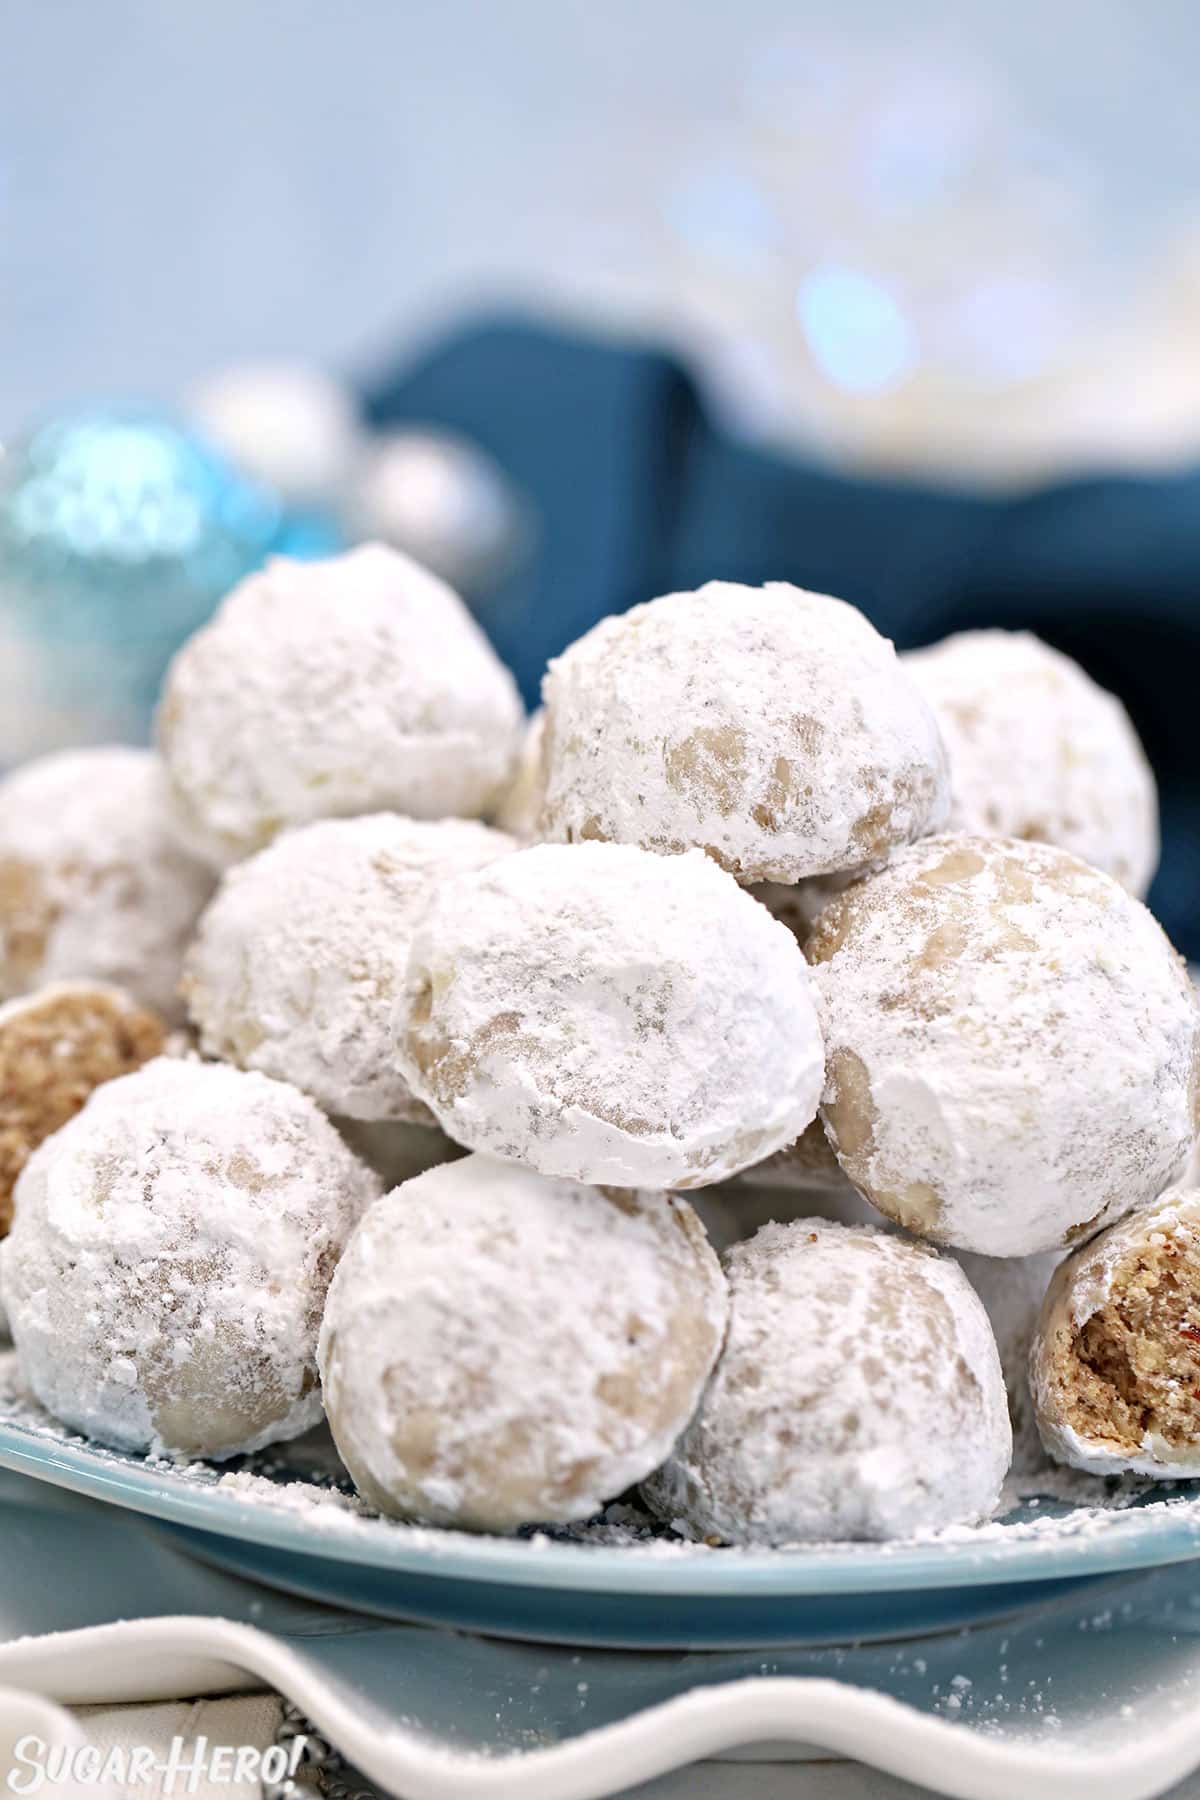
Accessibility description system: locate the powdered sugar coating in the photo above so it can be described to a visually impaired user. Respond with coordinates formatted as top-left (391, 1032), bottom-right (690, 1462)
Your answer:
top-left (2, 1057), bottom-right (379, 1459)
top-left (642, 1218), bottom-right (1010, 1543)
top-left (699, 1158), bottom-right (1057, 1476)
top-left (808, 835), bottom-right (1199, 1256)
top-left (540, 583), bottom-right (950, 883)
top-left (319, 1154), bottom-right (728, 1530)
top-left (158, 545), bottom-right (524, 867)
top-left (905, 630), bottom-right (1159, 896)
top-left (0, 747), bottom-right (215, 1020)
top-left (394, 842), bottom-right (825, 1189)
top-left (184, 814), bottom-right (515, 1122)
top-left (677, 1180), bottom-right (1064, 1476)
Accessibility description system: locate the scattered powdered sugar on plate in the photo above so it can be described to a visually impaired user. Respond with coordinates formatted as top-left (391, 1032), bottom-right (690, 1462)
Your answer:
top-left (3, 1347), bottom-right (1200, 1565)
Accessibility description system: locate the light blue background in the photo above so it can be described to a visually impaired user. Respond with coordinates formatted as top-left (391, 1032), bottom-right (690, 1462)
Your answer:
top-left (2, 0), bottom-right (1199, 431)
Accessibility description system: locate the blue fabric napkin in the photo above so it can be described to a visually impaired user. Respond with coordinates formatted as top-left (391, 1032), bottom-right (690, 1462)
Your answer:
top-left (366, 314), bottom-right (1200, 957)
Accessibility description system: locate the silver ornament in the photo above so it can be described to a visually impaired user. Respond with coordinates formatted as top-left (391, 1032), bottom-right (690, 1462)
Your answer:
top-left (347, 428), bottom-right (527, 593)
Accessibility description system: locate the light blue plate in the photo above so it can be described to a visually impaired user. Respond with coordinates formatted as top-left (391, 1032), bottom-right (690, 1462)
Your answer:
top-left (3, 1394), bottom-right (1200, 1648)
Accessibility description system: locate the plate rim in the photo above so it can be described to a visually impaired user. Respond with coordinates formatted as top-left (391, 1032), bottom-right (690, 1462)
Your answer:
top-left (5, 1417), bottom-right (1200, 1599)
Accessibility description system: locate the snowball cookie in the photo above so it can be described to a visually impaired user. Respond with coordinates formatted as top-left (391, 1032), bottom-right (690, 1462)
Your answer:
top-left (905, 631), bottom-right (1158, 897)
top-left (1029, 1187), bottom-right (1200, 1477)
top-left (0, 747), bottom-right (215, 1019)
top-left (642, 1219), bottom-right (1010, 1543)
top-left (395, 841), bottom-right (825, 1189)
top-left (184, 814), bottom-right (515, 1122)
top-left (540, 582), bottom-right (950, 883)
top-left (3, 1057), bottom-right (379, 1459)
top-left (158, 544), bottom-right (524, 867)
top-left (347, 429), bottom-right (526, 592)
top-left (807, 835), bottom-right (1199, 1256)
top-left (0, 982), bottom-right (164, 1235)
top-left (319, 1154), bottom-right (728, 1530)
top-left (955, 1249), bottom-right (1063, 1476)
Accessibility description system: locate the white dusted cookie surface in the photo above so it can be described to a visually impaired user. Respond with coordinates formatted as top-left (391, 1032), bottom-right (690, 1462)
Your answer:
top-left (808, 835), bottom-right (1199, 1256)
top-left (318, 1154), bottom-right (728, 1531)
top-left (157, 544), bottom-right (524, 867)
top-left (394, 841), bottom-right (826, 1189)
top-left (184, 813), bottom-right (514, 1122)
top-left (540, 583), bottom-right (949, 883)
top-left (905, 630), bottom-right (1159, 897)
top-left (642, 1218), bottom-right (1010, 1543)
top-left (2, 1057), bottom-right (379, 1460)
top-left (0, 746), bottom-right (215, 1020)
top-left (1030, 1186), bottom-right (1200, 1478)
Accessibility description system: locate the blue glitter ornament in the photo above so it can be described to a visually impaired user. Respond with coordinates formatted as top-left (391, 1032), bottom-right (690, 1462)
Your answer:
top-left (0, 410), bottom-right (335, 764)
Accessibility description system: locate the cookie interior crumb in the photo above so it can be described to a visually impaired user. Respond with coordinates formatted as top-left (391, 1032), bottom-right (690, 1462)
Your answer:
top-left (0, 986), bottom-right (165, 1231)
top-left (1055, 1224), bottom-right (1200, 1453)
